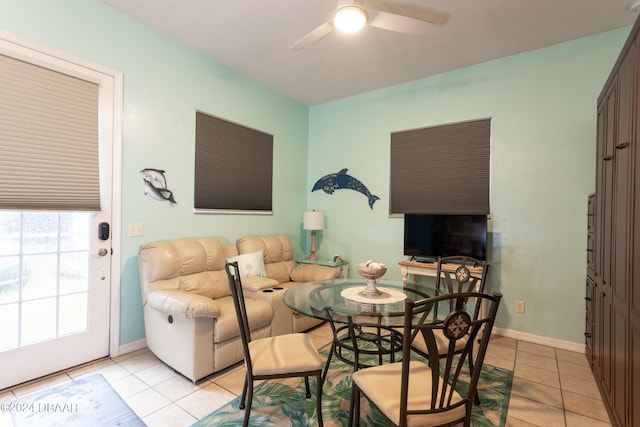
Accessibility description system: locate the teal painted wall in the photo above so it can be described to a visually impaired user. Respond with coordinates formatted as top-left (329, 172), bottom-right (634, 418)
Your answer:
top-left (0, 0), bottom-right (310, 344)
top-left (0, 0), bottom-right (631, 346)
top-left (308, 28), bottom-right (630, 343)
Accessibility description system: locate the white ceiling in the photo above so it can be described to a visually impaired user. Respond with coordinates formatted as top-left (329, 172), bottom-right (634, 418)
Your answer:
top-left (99, 0), bottom-right (638, 106)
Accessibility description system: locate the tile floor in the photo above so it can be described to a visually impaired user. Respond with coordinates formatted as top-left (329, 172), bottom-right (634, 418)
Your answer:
top-left (0, 324), bottom-right (612, 427)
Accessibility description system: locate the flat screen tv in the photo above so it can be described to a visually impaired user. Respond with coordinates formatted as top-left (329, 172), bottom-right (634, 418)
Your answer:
top-left (403, 214), bottom-right (487, 261)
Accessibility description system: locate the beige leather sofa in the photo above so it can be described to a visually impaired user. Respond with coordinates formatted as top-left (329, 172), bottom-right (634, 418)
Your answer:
top-left (137, 234), bottom-right (339, 382)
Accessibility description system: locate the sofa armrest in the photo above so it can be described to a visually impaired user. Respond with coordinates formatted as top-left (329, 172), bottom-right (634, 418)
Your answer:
top-left (290, 263), bottom-right (340, 282)
top-left (146, 289), bottom-right (220, 319)
top-left (241, 275), bottom-right (280, 291)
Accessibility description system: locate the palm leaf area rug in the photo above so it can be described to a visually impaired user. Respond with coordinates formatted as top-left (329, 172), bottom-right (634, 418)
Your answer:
top-left (193, 341), bottom-right (512, 427)
top-left (10, 374), bottom-right (145, 427)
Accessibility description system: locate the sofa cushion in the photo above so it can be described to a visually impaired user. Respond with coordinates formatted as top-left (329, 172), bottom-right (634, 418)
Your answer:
top-left (139, 237), bottom-right (229, 299)
top-left (226, 250), bottom-right (266, 277)
top-left (237, 235), bottom-right (299, 283)
top-left (265, 260), bottom-right (297, 283)
top-left (214, 296), bottom-right (274, 342)
top-left (236, 235), bottom-right (293, 263)
top-left (149, 270), bottom-right (231, 300)
top-left (290, 263), bottom-right (340, 282)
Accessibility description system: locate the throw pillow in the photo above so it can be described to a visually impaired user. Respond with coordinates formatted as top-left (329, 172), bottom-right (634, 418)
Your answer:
top-left (226, 250), bottom-right (266, 277)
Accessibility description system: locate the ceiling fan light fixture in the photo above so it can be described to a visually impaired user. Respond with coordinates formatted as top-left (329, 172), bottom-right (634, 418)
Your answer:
top-left (334, 5), bottom-right (367, 33)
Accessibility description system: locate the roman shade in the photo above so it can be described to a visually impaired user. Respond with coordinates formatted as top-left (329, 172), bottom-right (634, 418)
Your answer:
top-left (390, 118), bottom-right (491, 215)
top-left (194, 111), bottom-right (273, 213)
top-left (0, 53), bottom-right (100, 211)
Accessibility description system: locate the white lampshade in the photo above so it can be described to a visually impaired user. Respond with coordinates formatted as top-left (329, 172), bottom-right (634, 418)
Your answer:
top-left (334, 5), bottom-right (367, 33)
top-left (303, 210), bottom-right (325, 230)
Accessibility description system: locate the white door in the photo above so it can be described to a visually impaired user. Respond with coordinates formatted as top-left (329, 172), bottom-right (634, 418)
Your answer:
top-left (0, 211), bottom-right (112, 389)
top-left (0, 31), bottom-right (120, 389)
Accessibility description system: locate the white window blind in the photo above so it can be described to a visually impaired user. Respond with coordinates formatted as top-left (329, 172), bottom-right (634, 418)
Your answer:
top-left (0, 54), bottom-right (100, 211)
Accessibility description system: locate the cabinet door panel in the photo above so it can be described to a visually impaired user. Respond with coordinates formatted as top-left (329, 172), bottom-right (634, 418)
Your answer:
top-left (602, 82), bottom-right (616, 294)
top-left (602, 290), bottom-right (613, 395)
top-left (632, 38), bottom-right (640, 427)
top-left (593, 280), bottom-right (603, 379)
top-left (613, 307), bottom-right (628, 425)
top-left (613, 49), bottom-right (632, 305)
top-left (630, 321), bottom-right (640, 427)
top-left (593, 103), bottom-right (607, 283)
top-left (595, 105), bottom-right (605, 283)
top-left (586, 277), bottom-right (595, 361)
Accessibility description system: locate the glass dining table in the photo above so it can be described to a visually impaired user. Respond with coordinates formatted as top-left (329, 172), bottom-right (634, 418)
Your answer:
top-left (282, 278), bottom-right (443, 383)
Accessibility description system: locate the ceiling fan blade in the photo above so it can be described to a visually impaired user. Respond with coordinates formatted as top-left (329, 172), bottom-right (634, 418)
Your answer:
top-left (363, 0), bottom-right (449, 26)
top-left (290, 20), bottom-right (334, 50)
top-left (368, 11), bottom-right (429, 34)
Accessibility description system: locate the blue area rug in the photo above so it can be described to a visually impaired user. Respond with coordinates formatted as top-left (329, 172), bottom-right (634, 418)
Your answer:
top-left (11, 374), bottom-right (145, 427)
top-left (193, 344), bottom-right (512, 427)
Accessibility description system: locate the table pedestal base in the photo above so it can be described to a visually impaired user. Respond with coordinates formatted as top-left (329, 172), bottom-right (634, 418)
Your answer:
top-left (322, 321), bottom-right (404, 385)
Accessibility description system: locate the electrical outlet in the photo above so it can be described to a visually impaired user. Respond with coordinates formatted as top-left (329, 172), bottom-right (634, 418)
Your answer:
top-left (128, 223), bottom-right (144, 237)
top-left (515, 300), bottom-right (525, 314)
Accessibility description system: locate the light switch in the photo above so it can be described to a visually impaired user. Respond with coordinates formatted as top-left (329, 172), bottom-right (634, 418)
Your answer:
top-left (128, 223), bottom-right (144, 237)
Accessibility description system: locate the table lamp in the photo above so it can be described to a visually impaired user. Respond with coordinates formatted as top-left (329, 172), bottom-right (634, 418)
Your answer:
top-left (303, 210), bottom-right (324, 261)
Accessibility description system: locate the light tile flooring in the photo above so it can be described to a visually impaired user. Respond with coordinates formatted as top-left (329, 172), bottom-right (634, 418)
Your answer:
top-left (0, 324), bottom-right (612, 427)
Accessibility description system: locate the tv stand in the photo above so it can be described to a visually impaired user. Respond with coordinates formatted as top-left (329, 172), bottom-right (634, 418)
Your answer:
top-left (398, 259), bottom-right (486, 285)
top-left (410, 256), bottom-right (437, 263)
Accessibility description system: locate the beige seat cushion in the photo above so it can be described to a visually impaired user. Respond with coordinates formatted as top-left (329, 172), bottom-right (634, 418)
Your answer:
top-left (249, 333), bottom-right (322, 376)
top-left (352, 360), bottom-right (466, 427)
top-left (214, 296), bottom-right (273, 342)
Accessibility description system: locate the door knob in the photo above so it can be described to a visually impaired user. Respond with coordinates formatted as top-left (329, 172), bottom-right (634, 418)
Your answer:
top-left (98, 248), bottom-right (109, 256)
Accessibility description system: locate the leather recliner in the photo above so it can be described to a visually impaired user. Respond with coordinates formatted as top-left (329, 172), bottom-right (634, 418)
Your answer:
top-left (137, 237), bottom-right (273, 382)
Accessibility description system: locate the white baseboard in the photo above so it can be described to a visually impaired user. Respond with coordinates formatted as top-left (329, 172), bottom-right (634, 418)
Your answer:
top-left (114, 338), bottom-right (147, 357)
top-left (113, 328), bottom-right (585, 358)
top-left (492, 327), bottom-right (586, 354)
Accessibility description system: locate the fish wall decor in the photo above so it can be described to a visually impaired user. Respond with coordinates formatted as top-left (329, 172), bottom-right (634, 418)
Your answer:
top-left (312, 168), bottom-right (380, 209)
top-left (140, 168), bottom-right (176, 204)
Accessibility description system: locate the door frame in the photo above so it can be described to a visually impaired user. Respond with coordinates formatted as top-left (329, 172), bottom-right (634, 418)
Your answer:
top-left (0, 29), bottom-right (124, 358)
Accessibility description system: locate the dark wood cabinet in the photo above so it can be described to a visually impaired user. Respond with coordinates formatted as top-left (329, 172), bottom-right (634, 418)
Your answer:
top-left (591, 16), bottom-right (640, 427)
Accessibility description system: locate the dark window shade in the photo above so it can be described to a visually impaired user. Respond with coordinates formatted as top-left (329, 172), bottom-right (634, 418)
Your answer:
top-left (195, 111), bottom-right (273, 213)
top-left (0, 54), bottom-right (100, 211)
top-left (390, 118), bottom-right (490, 215)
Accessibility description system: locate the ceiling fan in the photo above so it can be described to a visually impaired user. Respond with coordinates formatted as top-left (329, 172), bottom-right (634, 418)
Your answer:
top-left (290, 0), bottom-right (450, 50)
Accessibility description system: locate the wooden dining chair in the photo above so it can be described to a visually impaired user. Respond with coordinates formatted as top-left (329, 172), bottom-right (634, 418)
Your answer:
top-left (225, 261), bottom-right (324, 427)
top-left (349, 291), bottom-right (502, 427)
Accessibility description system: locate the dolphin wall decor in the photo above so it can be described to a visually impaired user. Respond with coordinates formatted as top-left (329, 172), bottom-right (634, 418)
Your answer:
top-left (140, 168), bottom-right (167, 188)
top-left (312, 168), bottom-right (380, 209)
top-left (140, 168), bottom-right (176, 204)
